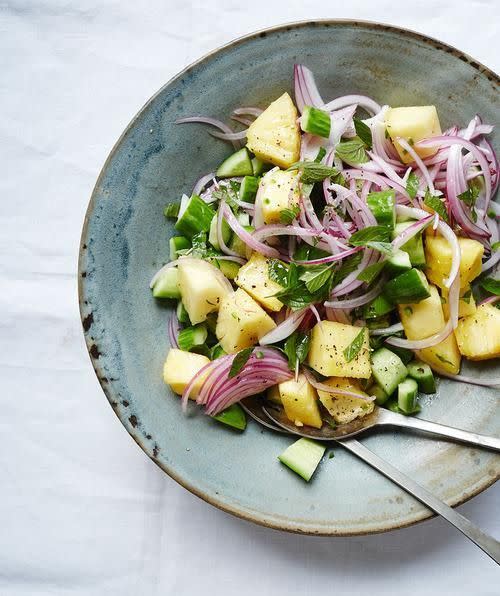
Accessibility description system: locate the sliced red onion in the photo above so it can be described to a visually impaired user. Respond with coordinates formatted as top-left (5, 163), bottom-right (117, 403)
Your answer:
top-left (386, 318), bottom-right (453, 350)
top-left (259, 309), bottom-right (307, 345)
top-left (325, 278), bottom-right (384, 310)
top-left (367, 152), bottom-right (406, 184)
top-left (294, 246), bottom-right (362, 265)
top-left (478, 137), bottom-right (499, 195)
top-left (478, 295), bottom-right (500, 306)
top-left (233, 107), bottom-right (263, 117)
top-left (309, 304), bottom-right (322, 325)
top-left (294, 64), bottom-right (324, 113)
top-left (322, 95), bottom-right (381, 116)
top-left (303, 367), bottom-right (375, 402)
top-left (252, 224), bottom-right (319, 242)
top-left (149, 259), bottom-right (179, 289)
top-left (344, 169), bottom-right (412, 202)
top-left (396, 138), bottom-right (436, 194)
top-left (482, 214), bottom-right (500, 273)
top-left (175, 116), bottom-right (241, 149)
top-left (392, 214), bottom-right (434, 250)
top-left (301, 194), bottom-right (323, 230)
top-left (210, 129), bottom-right (248, 141)
top-left (217, 202), bottom-right (240, 257)
top-left (222, 202), bottom-right (279, 257)
top-left (370, 322), bottom-right (404, 336)
top-left (330, 105), bottom-right (357, 146)
top-left (168, 312), bottom-right (181, 348)
top-left (192, 172), bottom-right (216, 196)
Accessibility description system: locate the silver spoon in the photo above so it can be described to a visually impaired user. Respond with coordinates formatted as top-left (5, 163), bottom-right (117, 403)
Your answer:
top-left (241, 397), bottom-right (500, 565)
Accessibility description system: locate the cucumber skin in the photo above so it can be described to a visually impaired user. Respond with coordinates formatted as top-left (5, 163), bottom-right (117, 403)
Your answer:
top-left (176, 301), bottom-right (190, 324)
top-left (407, 360), bottom-right (436, 394)
top-left (367, 190), bottom-right (396, 229)
top-left (385, 250), bottom-right (412, 277)
top-left (175, 195), bottom-right (215, 238)
top-left (239, 176), bottom-right (259, 202)
top-left (371, 347), bottom-right (408, 396)
top-left (301, 106), bottom-right (331, 138)
top-left (383, 269), bottom-right (430, 304)
top-left (217, 148), bottom-right (253, 178)
top-left (170, 236), bottom-right (190, 260)
top-left (212, 403), bottom-right (247, 430)
top-left (397, 378), bottom-right (419, 414)
top-left (392, 222), bottom-right (426, 268)
top-left (363, 294), bottom-right (395, 319)
top-left (152, 268), bottom-right (181, 299)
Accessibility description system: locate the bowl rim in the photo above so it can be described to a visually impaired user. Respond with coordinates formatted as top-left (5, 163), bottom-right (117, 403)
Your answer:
top-left (78, 19), bottom-right (499, 537)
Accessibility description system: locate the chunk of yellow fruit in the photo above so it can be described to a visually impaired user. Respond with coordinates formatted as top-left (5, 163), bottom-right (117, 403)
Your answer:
top-left (216, 288), bottom-right (276, 354)
top-left (178, 258), bottom-right (232, 324)
top-left (317, 378), bottom-right (374, 424)
top-left (163, 348), bottom-right (210, 398)
top-left (442, 285), bottom-right (476, 319)
top-left (385, 106), bottom-right (442, 164)
top-left (455, 303), bottom-right (500, 360)
top-left (425, 236), bottom-right (484, 290)
top-left (308, 322), bottom-right (371, 378)
top-left (417, 335), bottom-right (462, 375)
top-left (235, 252), bottom-right (283, 311)
top-left (246, 92), bottom-right (300, 168)
top-left (279, 374), bottom-right (322, 428)
top-left (258, 169), bottom-right (300, 225)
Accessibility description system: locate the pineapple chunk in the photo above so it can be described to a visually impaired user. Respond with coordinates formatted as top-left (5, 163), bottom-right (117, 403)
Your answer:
top-left (235, 252), bottom-right (283, 311)
top-left (246, 92), bottom-right (300, 168)
top-left (279, 374), bottom-right (322, 428)
top-left (442, 285), bottom-right (476, 319)
top-left (425, 236), bottom-right (484, 290)
top-left (178, 258), bottom-right (232, 324)
top-left (163, 348), bottom-right (210, 398)
top-left (385, 106), bottom-right (442, 164)
top-left (417, 335), bottom-right (462, 375)
top-left (308, 322), bottom-right (371, 378)
top-left (258, 169), bottom-right (300, 225)
top-left (455, 303), bottom-right (500, 360)
top-left (216, 288), bottom-right (276, 353)
top-left (398, 285), bottom-right (461, 374)
top-left (317, 378), bottom-right (374, 424)
top-left (267, 385), bottom-right (282, 404)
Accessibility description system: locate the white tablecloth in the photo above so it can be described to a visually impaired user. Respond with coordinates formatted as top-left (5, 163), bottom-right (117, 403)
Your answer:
top-left (2, 1), bottom-right (499, 594)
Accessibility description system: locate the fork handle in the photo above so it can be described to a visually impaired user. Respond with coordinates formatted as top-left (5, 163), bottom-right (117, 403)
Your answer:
top-left (342, 439), bottom-right (500, 565)
top-left (379, 409), bottom-right (500, 451)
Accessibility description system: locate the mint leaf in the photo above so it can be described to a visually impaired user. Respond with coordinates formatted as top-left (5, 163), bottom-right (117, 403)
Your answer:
top-left (461, 288), bottom-right (472, 304)
top-left (406, 172), bottom-right (420, 200)
top-left (331, 252), bottom-right (363, 288)
top-left (300, 265), bottom-right (333, 294)
top-left (314, 147), bottom-right (327, 163)
top-left (353, 118), bottom-right (372, 149)
top-left (343, 328), bottom-right (366, 362)
top-left (335, 137), bottom-right (369, 166)
top-left (268, 259), bottom-right (289, 287)
top-left (228, 348), bottom-right (254, 378)
top-left (279, 206), bottom-right (300, 224)
top-left (357, 261), bottom-right (387, 284)
top-left (283, 331), bottom-right (311, 370)
top-left (457, 185), bottom-right (480, 223)
top-left (287, 161), bottom-right (339, 184)
top-left (424, 191), bottom-right (449, 223)
top-left (492, 241), bottom-right (500, 252)
top-left (364, 241), bottom-right (394, 256)
top-left (164, 202), bottom-right (180, 218)
top-left (480, 277), bottom-right (500, 295)
top-left (350, 225), bottom-right (392, 245)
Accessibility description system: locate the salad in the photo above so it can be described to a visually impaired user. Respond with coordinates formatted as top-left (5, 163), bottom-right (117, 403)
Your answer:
top-left (151, 65), bottom-right (500, 481)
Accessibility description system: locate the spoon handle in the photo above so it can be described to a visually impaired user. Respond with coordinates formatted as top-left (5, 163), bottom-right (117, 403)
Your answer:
top-left (378, 410), bottom-right (500, 451)
top-left (342, 438), bottom-right (500, 565)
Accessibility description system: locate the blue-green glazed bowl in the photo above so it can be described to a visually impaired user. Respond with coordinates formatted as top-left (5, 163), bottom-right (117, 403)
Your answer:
top-left (79, 21), bottom-right (499, 535)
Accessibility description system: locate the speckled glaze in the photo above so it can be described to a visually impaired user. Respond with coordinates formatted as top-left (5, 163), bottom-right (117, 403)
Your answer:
top-left (79, 21), bottom-right (500, 536)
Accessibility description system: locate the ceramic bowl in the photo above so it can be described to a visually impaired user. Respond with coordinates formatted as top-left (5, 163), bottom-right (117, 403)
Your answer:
top-left (79, 20), bottom-right (499, 535)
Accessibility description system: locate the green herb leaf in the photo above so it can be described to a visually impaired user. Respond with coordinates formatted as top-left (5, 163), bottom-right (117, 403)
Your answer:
top-left (491, 241), bottom-right (500, 252)
top-left (283, 331), bottom-right (311, 370)
top-left (164, 202), bottom-right (180, 218)
top-left (314, 147), bottom-right (327, 163)
top-left (423, 190), bottom-right (449, 223)
top-left (357, 261), bottom-right (387, 284)
top-left (457, 185), bottom-right (480, 223)
top-left (461, 288), bottom-right (472, 304)
top-left (287, 161), bottom-right (339, 184)
top-left (406, 172), bottom-right (420, 200)
top-left (268, 259), bottom-right (289, 287)
top-left (353, 117), bottom-right (373, 149)
top-left (350, 225), bottom-right (392, 245)
top-left (279, 205), bottom-right (300, 224)
top-left (335, 137), bottom-right (369, 166)
top-left (343, 328), bottom-right (366, 362)
top-left (480, 277), bottom-right (500, 295)
top-left (331, 252), bottom-right (363, 288)
top-left (300, 265), bottom-right (333, 294)
top-left (364, 241), bottom-right (394, 256)
top-left (228, 348), bottom-right (254, 378)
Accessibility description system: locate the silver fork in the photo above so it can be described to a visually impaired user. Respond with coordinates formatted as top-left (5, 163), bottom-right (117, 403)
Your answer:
top-left (241, 396), bottom-right (500, 565)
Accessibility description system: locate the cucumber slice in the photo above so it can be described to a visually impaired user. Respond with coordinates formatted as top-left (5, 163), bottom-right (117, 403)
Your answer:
top-left (397, 377), bottom-right (419, 414)
top-left (385, 250), bottom-right (412, 277)
top-left (239, 176), bottom-right (259, 203)
top-left (208, 213), bottom-right (231, 250)
top-left (237, 211), bottom-right (250, 227)
top-left (278, 438), bottom-right (326, 482)
top-left (392, 222), bottom-right (426, 267)
top-left (210, 343), bottom-right (226, 360)
top-left (383, 269), bottom-right (430, 304)
top-left (212, 403), bottom-right (247, 430)
top-left (177, 323), bottom-right (208, 352)
top-left (176, 301), bottom-right (190, 324)
top-left (152, 267), bottom-right (181, 299)
top-left (164, 201), bottom-right (180, 218)
top-left (217, 147), bottom-right (253, 178)
top-left (229, 225), bottom-right (254, 257)
top-left (407, 360), bottom-right (436, 394)
top-left (175, 195), bottom-right (215, 238)
top-left (367, 190), bottom-right (396, 229)
top-left (251, 157), bottom-right (271, 176)
top-left (388, 345), bottom-right (414, 365)
top-left (169, 236), bottom-right (191, 260)
top-left (369, 383), bottom-right (390, 405)
top-left (371, 347), bottom-right (408, 395)
top-left (386, 397), bottom-right (421, 415)
top-left (212, 258), bottom-right (241, 280)
top-left (366, 315), bottom-right (391, 330)
top-left (300, 105), bottom-right (331, 138)
top-left (363, 294), bottom-right (395, 319)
